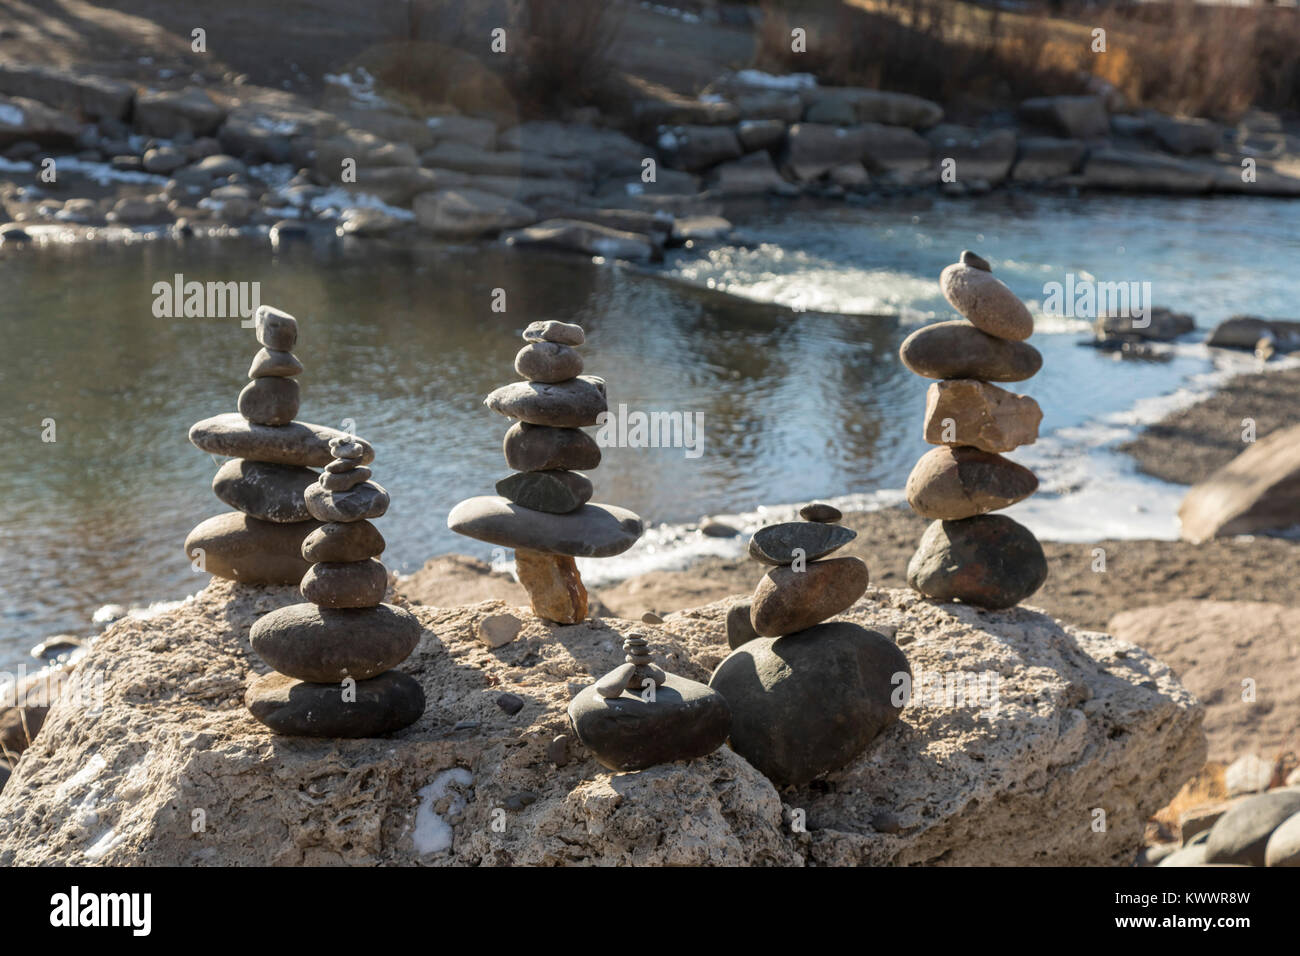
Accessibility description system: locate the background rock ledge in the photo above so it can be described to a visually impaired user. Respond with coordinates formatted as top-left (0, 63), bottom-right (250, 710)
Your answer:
top-left (0, 578), bottom-right (1204, 866)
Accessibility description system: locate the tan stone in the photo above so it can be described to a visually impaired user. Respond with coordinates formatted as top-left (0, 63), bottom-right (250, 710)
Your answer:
top-left (923, 380), bottom-right (1042, 453)
top-left (478, 613), bottom-right (523, 648)
top-left (750, 557), bottom-right (869, 637)
top-left (905, 445), bottom-right (1038, 519)
top-left (515, 548), bottom-right (588, 624)
top-left (1178, 423), bottom-right (1300, 542)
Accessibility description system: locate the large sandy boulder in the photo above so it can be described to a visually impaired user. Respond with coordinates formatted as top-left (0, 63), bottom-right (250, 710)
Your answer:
top-left (0, 95), bottom-right (79, 147)
top-left (1178, 423), bottom-right (1300, 541)
top-left (0, 579), bottom-right (1203, 866)
top-left (0, 65), bottom-right (133, 121)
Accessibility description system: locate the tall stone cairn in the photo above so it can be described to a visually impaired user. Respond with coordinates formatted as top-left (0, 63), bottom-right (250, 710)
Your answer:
top-left (900, 250), bottom-right (1049, 609)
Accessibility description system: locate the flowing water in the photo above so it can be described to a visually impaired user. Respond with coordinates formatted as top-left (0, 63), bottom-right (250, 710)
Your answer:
top-left (2, 191), bottom-right (1296, 669)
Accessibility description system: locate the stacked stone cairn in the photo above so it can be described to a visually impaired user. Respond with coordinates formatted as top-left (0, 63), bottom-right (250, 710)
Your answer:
top-left (185, 306), bottom-right (357, 584)
top-left (447, 320), bottom-right (643, 624)
top-left (567, 631), bottom-right (732, 771)
top-left (707, 503), bottom-right (911, 788)
top-left (244, 436), bottom-right (426, 737)
top-left (900, 250), bottom-right (1048, 609)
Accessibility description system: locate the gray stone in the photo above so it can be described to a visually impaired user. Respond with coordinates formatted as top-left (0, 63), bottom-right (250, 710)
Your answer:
top-left (248, 348), bottom-right (302, 379)
top-left (907, 515), bottom-right (1048, 610)
top-left (505, 219), bottom-right (659, 263)
top-left (254, 306), bottom-right (298, 351)
top-left (708, 150), bottom-right (788, 196)
top-left (1264, 808), bottom-right (1300, 867)
top-left (496, 692), bottom-right (525, 715)
top-left (804, 87), bottom-right (942, 129)
top-left (300, 558), bottom-right (389, 609)
top-left (514, 342), bottom-right (583, 384)
top-left (961, 249), bottom-right (991, 272)
top-left (939, 263), bottom-right (1034, 341)
top-left (191, 415), bottom-right (373, 469)
top-left (305, 481), bottom-right (390, 523)
top-left (782, 122), bottom-right (870, 180)
top-left (142, 145), bottom-right (186, 174)
top-left (237, 377), bottom-right (299, 426)
top-left (858, 123), bottom-right (933, 181)
top-left (329, 437), bottom-right (372, 461)
top-left (748, 521), bottom-right (856, 566)
top-left (523, 320), bottom-right (584, 346)
top-left (250, 601), bottom-right (421, 683)
top-left (660, 124), bottom-right (743, 172)
top-left (245, 669), bottom-right (424, 738)
top-left (135, 87), bottom-right (225, 138)
top-left (503, 422), bottom-right (600, 471)
top-left (726, 601), bottom-right (759, 649)
top-left (1204, 789), bottom-right (1300, 866)
top-left (484, 377), bottom-right (607, 427)
top-left (183, 511), bottom-right (321, 585)
top-left (1012, 136), bottom-right (1087, 181)
top-left (924, 125), bottom-right (1016, 184)
top-left (737, 119), bottom-right (787, 152)
top-left (1080, 148), bottom-right (1215, 194)
top-left (478, 614), bottom-right (522, 649)
top-left (900, 320), bottom-right (1043, 382)
top-left (447, 496), bottom-right (643, 558)
top-left (495, 470), bottom-right (593, 514)
top-left (302, 521), bottom-right (385, 563)
top-left (0, 65), bottom-right (133, 121)
top-left (320, 466), bottom-right (372, 492)
top-left (413, 188), bottom-right (537, 237)
top-left (799, 503), bottom-right (841, 523)
top-left (1018, 95), bottom-right (1110, 140)
top-left (212, 458), bottom-right (316, 523)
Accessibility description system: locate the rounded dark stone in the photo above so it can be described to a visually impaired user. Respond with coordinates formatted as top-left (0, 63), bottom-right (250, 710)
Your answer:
top-left (515, 342), bottom-right (584, 384)
top-left (523, 320), bottom-right (584, 346)
top-left (899, 320), bottom-right (1043, 382)
top-left (907, 515), bottom-right (1048, 609)
top-left (245, 669), bottom-right (424, 738)
top-left (495, 470), bottom-right (593, 514)
top-left (748, 521), bottom-right (856, 566)
top-left (300, 558), bottom-right (389, 608)
top-left (247, 347), bottom-right (302, 379)
top-left (447, 495), bottom-right (642, 558)
top-left (184, 512), bottom-right (321, 585)
top-left (305, 480), bottom-right (389, 522)
top-left (1205, 790), bottom-right (1300, 866)
top-left (301, 520), bottom-right (385, 563)
top-left (485, 376), bottom-right (607, 427)
top-left (709, 622), bottom-right (910, 788)
top-left (249, 602), bottom-right (423, 682)
top-left (905, 445), bottom-right (1039, 520)
top-left (237, 376), bottom-right (300, 426)
top-left (726, 601), bottom-right (759, 650)
top-left (960, 249), bottom-right (991, 272)
top-left (799, 502), bottom-right (842, 523)
top-left (567, 672), bottom-right (731, 772)
top-left (503, 422), bottom-right (601, 472)
top-left (212, 458), bottom-right (317, 523)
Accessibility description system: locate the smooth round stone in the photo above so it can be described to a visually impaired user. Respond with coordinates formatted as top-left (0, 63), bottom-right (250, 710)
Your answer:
top-left (905, 446), bottom-right (1039, 520)
top-left (1205, 790), bottom-right (1300, 866)
top-left (907, 515), bottom-right (1047, 609)
top-left (900, 320), bottom-right (1043, 382)
top-left (503, 422), bottom-right (601, 471)
top-left (300, 558), bottom-right (389, 608)
top-left (523, 319), bottom-right (584, 346)
top-left (750, 556), bottom-right (869, 637)
top-left (189, 414), bottom-right (370, 467)
top-left (447, 496), bottom-right (643, 558)
top-left (320, 466), bottom-right (372, 491)
top-left (939, 263), bottom-right (1034, 341)
top-left (305, 480), bottom-right (389, 522)
top-left (250, 601), bottom-right (422, 683)
top-left (212, 458), bottom-right (317, 523)
top-left (254, 305), bottom-right (298, 351)
top-left (960, 249), bottom-right (991, 272)
top-left (184, 511), bottom-right (321, 585)
top-left (247, 347), bottom-right (302, 379)
top-left (245, 669), bottom-right (425, 738)
top-left (329, 436), bottom-right (372, 461)
top-left (238, 377), bottom-right (300, 426)
top-left (302, 520), bottom-right (385, 563)
top-left (799, 502), bottom-right (841, 523)
top-left (484, 376), bottom-right (607, 427)
top-left (325, 457), bottom-right (363, 474)
top-left (709, 622), bottom-right (910, 788)
top-left (567, 672), bottom-right (731, 772)
top-left (495, 470), bottom-right (593, 514)
top-left (726, 601), bottom-right (759, 649)
top-left (515, 342), bottom-right (584, 384)
top-left (748, 521), bottom-right (856, 566)
top-left (1264, 807), bottom-right (1300, 867)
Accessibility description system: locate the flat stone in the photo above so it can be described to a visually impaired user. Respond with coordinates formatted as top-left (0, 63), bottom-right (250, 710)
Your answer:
top-left (249, 602), bottom-right (422, 683)
top-left (305, 481), bottom-right (390, 522)
top-left (514, 342), bottom-right (583, 383)
top-left (503, 422), bottom-right (601, 471)
top-left (900, 320), bottom-right (1043, 382)
top-left (939, 262), bottom-right (1034, 341)
top-left (567, 672), bottom-right (731, 772)
top-left (751, 556), bottom-right (869, 636)
top-left (329, 437), bottom-right (372, 461)
top-left (594, 662), bottom-right (639, 698)
top-left (923, 380), bottom-right (1042, 453)
top-left (495, 470), bottom-right (592, 514)
top-left (799, 502), bottom-right (842, 523)
top-left (1158, 842), bottom-right (1211, 867)
top-left (478, 613), bottom-right (523, 648)
top-left (245, 670), bottom-right (424, 738)
top-left (320, 466), bottom-right (372, 492)
top-left (1226, 753), bottom-right (1274, 797)
top-left (514, 547), bottom-right (588, 624)
top-left (211, 458), bottom-right (317, 523)
top-left (748, 521), bottom-right (856, 566)
top-left (907, 515), bottom-right (1048, 609)
top-left (184, 511), bottom-right (321, 584)
top-left (247, 348), bottom-right (302, 379)
top-left (255, 305), bottom-right (298, 350)
top-left (1205, 790), bottom-right (1300, 866)
top-left (484, 377), bottom-right (607, 427)
top-left (448, 496), bottom-right (643, 558)
top-left (1264, 808), bottom-right (1300, 867)
top-left (190, 414), bottom-right (366, 468)
top-left (726, 601), bottom-right (760, 649)
top-left (300, 558), bottom-right (389, 608)
top-left (709, 622), bottom-right (910, 788)
top-left (302, 521), bottom-right (385, 563)
top-left (238, 377), bottom-right (300, 426)
top-left (905, 446), bottom-right (1039, 520)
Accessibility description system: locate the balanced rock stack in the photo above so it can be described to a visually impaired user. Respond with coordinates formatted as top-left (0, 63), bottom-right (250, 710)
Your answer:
top-left (568, 631), bottom-right (731, 772)
top-left (448, 320), bottom-right (643, 625)
top-left (185, 306), bottom-right (357, 584)
top-left (244, 436), bottom-right (426, 737)
top-left (708, 504), bottom-right (911, 788)
top-left (900, 250), bottom-right (1048, 609)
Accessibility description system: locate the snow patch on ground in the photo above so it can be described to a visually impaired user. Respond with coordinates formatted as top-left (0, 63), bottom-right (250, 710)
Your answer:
top-left (413, 768), bottom-right (474, 856)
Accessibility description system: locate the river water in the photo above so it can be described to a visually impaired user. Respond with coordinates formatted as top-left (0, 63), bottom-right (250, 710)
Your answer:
top-left (1, 191), bottom-right (1295, 668)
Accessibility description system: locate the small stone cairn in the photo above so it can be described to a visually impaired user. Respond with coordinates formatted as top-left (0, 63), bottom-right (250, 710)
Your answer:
top-left (708, 503), bottom-right (911, 788)
top-left (185, 306), bottom-right (356, 584)
top-left (244, 437), bottom-right (426, 737)
top-left (448, 320), bottom-right (644, 624)
top-left (899, 251), bottom-right (1049, 609)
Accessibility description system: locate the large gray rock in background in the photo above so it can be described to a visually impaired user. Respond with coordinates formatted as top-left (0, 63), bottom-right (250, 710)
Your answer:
top-left (0, 580), bottom-right (1203, 866)
top-left (0, 65), bottom-right (133, 121)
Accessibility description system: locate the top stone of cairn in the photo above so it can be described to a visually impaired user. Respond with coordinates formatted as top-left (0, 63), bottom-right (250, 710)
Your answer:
top-left (939, 252), bottom-right (1034, 342)
top-left (256, 306), bottom-right (298, 351)
top-left (523, 320), bottom-right (585, 346)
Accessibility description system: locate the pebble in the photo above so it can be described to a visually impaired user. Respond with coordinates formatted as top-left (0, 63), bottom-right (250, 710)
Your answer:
top-left (320, 466), bottom-right (373, 492)
top-left (212, 458), bottom-right (317, 523)
top-left (907, 515), bottom-right (1048, 609)
top-left (515, 342), bottom-right (584, 384)
top-left (523, 320), bottom-right (584, 346)
top-left (960, 249), bottom-right (991, 272)
top-left (750, 556), bottom-right (869, 636)
top-left (142, 146), bottom-right (186, 174)
top-left (249, 602), bottom-right (422, 682)
top-left (514, 548), bottom-right (588, 623)
top-left (699, 519), bottom-right (740, 538)
top-left (503, 422), bottom-right (601, 472)
top-left (709, 622), bottom-right (909, 787)
top-left (1264, 808), bottom-right (1300, 867)
top-left (748, 521), bottom-right (857, 566)
top-left (1225, 753), bottom-right (1274, 797)
top-left (726, 601), bottom-right (759, 649)
top-left (923, 379), bottom-right (1042, 454)
top-left (183, 512), bottom-right (320, 584)
top-left (447, 496), bottom-right (644, 558)
top-left (799, 502), bottom-right (842, 523)
top-left (300, 558), bottom-right (389, 608)
top-left (305, 480), bottom-right (390, 523)
top-left (298, 522), bottom-right (384, 565)
top-left (1205, 790), bottom-right (1300, 866)
top-left (495, 470), bottom-right (592, 514)
top-left (905, 446), bottom-right (1039, 520)
top-left (899, 320), bottom-right (1043, 382)
top-left (594, 662), bottom-right (639, 698)
top-left (245, 669), bottom-right (425, 738)
top-left (478, 613), bottom-right (522, 648)
top-left (254, 305), bottom-right (298, 350)
top-left (939, 262), bottom-right (1034, 341)
top-left (237, 377), bottom-right (300, 426)
top-left (189, 414), bottom-right (364, 468)
top-left (484, 377), bottom-right (608, 428)
top-left (547, 734), bottom-right (570, 767)
top-left (329, 437), bottom-right (372, 461)
top-left (496, 692), bottom-right (525, 715)
top-left (641, 611), bottom-right (665, 625)
top-left (247, 347), bottom-right (303, 379)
